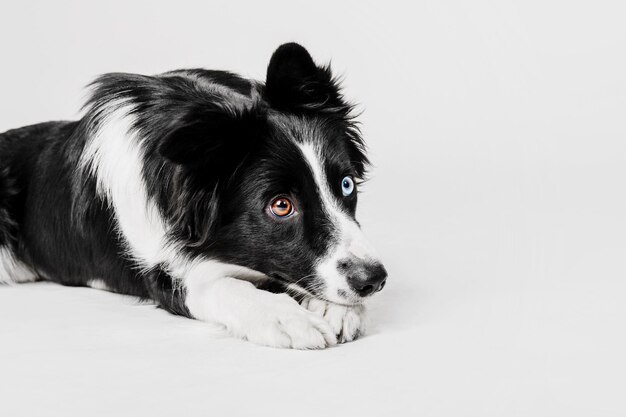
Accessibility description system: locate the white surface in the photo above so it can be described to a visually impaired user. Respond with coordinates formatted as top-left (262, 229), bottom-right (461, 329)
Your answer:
top-left (1, 1), bottom-right (625, 416)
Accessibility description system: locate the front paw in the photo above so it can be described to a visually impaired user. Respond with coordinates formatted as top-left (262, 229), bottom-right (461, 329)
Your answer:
top-left (301, 298), bottom-right (367, 343)
top-left (231, 293), bottom-right (338, 350)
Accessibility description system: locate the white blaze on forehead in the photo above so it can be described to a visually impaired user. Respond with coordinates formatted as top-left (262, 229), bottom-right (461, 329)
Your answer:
top-left (298, 143), bottom-right (341, 217)
top-left (297, 142), bottom-right (376, 258)
top-left (297, 141), bottom-right (379, 303)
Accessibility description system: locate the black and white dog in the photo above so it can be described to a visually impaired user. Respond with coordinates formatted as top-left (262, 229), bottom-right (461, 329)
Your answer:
top-left (0, 43), bottom-right (387, 349)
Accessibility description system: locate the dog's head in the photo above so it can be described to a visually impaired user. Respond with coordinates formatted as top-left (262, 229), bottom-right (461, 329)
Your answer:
top-left (156, 43), bottom-right (386, 305)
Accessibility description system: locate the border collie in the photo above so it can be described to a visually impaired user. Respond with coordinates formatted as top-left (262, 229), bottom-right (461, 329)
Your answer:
top-left (0, 43), bottom-right (387, 349)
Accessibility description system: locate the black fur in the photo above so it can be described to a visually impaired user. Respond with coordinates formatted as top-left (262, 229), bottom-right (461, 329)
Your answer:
top-left (0, 43), bottom-right (371, 317)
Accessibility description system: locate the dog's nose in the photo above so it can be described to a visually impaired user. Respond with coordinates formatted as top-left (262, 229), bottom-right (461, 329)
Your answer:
top-left (346, 262), bottom-right (388, 297)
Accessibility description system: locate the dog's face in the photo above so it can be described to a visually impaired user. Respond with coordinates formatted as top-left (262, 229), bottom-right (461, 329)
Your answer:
top-left (214, 114), bottom-right (387, 305)
top-left (158, 44), bottom-right (386, 305)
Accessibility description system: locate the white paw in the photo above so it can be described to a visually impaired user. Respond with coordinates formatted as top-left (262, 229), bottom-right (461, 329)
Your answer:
top-left (230, 293), bottom-right (338, 349)
top-left (301, 298), bottom-right (367, 343)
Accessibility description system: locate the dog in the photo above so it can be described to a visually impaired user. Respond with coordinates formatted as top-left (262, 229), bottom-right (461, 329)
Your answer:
top-left (0, 43), bottom-right (387, 349)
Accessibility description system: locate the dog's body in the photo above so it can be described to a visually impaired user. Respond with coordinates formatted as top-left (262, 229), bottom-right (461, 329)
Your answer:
top-left (0, 44), bottom-right (386, 348)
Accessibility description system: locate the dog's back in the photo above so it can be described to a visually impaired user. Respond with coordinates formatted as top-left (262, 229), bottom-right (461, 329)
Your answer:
top-left (0, 122), bottom-right (68, 284)
top-left (0, 121), bottom-right (151, 296)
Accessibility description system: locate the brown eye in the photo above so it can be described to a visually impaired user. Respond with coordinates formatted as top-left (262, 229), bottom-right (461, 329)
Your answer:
top-left (270, 197), bottom-right (294, 217)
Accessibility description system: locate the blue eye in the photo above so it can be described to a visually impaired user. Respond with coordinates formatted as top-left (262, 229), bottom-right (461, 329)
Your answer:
top-left (341, 176), bottom-right (355, 197)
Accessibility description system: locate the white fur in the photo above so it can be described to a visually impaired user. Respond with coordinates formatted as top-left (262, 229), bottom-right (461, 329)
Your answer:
top-left (87, 279), bottom-right (110, 291)
top-left (184, 260), bottom-right (337, 349)
top-left (0, 247), bottom-right (38, 284)
top-left (80, 102), bottom-right (179, 269)
top-left (297, 142), bottom-right (380, 304)
top-left (301, 297), bottom-right (367, 343)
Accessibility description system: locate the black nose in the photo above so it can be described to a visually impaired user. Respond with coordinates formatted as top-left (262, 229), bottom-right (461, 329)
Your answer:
top-left (346, 262), bottom-right (388, 297)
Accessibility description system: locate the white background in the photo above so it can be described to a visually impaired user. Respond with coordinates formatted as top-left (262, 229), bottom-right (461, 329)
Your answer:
top-left (1, 1), bottom-right (625, 415)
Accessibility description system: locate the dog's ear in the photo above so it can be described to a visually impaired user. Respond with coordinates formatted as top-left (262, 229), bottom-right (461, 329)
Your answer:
top-left (265, 43), bottom-right (343, 111)
top-left (158, 104), bottom-right (266, 169)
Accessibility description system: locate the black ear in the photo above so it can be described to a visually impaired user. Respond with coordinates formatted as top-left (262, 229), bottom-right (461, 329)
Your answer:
top-left (158, 105), bottom-right (266, 169)
top-left (265, 43), bottom-right (342, 111)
